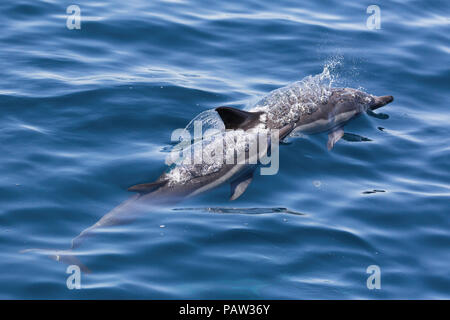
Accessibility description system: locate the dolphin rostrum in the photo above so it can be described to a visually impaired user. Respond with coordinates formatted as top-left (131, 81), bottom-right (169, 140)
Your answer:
top-left (23, 76), bottom-right (393, 270)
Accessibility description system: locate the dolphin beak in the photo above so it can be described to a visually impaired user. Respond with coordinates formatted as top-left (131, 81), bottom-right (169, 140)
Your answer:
top-left (370, 95), bottom-right (394, 110)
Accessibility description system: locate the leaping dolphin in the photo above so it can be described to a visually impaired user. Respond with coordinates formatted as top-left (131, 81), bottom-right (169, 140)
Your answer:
top-left (23, 77), bottom-right (393, 271)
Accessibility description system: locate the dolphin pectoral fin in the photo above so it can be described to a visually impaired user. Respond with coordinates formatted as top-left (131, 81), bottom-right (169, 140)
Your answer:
top-left (230, 171), bottom-right (254, 201)
top-left (215, 106), bottom-right (264, 130)
top-left (342, 132), bottom-right (372, 142)
top-left (366, 109), bottom-right (389, 120)
top-left (128, 180), bottom-right (167, 194)
top-left (327, 128), bottom-right (345, 150)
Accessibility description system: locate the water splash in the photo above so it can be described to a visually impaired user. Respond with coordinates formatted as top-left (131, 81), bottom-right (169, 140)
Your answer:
top-left (164, 109), bottom-right (226, 184)
top-left (250, 60), bottom-right (342, 129)
top-left (184, 109), bottom-right (225, 134)
top-left (165, 111), bottom-right (269, 186)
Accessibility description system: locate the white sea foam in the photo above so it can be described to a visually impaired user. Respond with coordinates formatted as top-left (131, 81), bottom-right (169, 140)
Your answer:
top-left (250, 60), bottom-right (341, 128)
top-left (165, 126), bottom-right (270, 185)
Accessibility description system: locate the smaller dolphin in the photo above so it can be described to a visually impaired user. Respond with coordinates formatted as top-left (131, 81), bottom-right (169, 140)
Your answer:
top-left (250, 84), bottom-right (394, 150)
top-left (293, 88), bottom-right (393, 149)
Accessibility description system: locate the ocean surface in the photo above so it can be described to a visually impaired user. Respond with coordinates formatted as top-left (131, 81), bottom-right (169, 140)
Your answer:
top-left (0, 0), bottom-right (449, 299)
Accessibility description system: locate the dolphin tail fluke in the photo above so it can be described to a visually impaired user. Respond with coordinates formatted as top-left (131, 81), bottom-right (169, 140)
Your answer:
top-left (20, 248), bottom-right (92, 274)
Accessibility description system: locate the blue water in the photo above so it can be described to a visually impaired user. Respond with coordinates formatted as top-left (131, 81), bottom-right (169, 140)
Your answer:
top-left (0, 0), bottom-right (449, 299)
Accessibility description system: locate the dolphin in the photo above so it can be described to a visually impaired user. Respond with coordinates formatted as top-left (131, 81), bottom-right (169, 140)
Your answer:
top-left (23, 78), bottom-right (393, 270)
top-left (26, 109), bottom-right (294, 256)
top-left (292, 88), bottom-right (393, 149)
top-left (250, 83), bottom-right (394, 150)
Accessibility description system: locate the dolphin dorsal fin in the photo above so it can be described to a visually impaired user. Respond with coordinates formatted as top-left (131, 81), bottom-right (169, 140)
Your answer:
top-left (215, 106), bottom-right (264, 130)
top-left (128, 180), bottom-right (167, 194)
